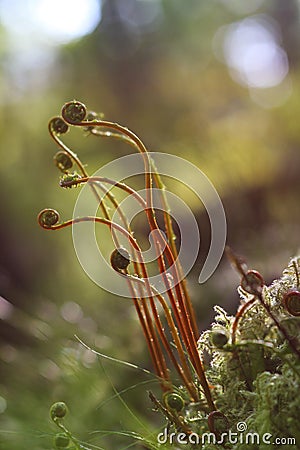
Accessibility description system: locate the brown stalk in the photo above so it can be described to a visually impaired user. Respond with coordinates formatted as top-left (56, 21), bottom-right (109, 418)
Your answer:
top-left (41, 212), bottom-right (173, 386)
top-left (89, 125), bottom-right (198, 339)
top-left (61, 177), bottom-right (204, 401)
top-left (62, 104), bottom-right (215, 411)
top-left (59, 174), bottom-right (200, 398)
top-left (90, 125), bottom-right (197, 338)
top-left (49, 125), bottom-right (169, 387)
top-left (63, 115), bottom-right (214, 410)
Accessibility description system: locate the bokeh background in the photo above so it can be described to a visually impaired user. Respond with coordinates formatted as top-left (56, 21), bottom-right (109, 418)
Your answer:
top-left (1, 1), bottom-right (300, 448)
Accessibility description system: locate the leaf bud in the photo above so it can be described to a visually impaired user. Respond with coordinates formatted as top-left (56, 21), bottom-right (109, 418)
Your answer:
top-left (59, 172), bottom-right (82, 188)
top-left (210, 329), bottom-right (229, 349)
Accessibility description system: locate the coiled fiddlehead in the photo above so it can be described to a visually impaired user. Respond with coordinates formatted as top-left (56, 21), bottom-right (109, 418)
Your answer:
top-left (50, 402), bottom-right (68, 421)
top-left (49, 117), bottom-right (69, 135)
top-left (38, 209), bottom-right (60, 229)
top-left (54, 151), bottom-right (73, 172)
top-left (61, 100), bottom-right (87, 124)
top-left (283, 291), bottom-right (300, 317)
top-left (110, 248), bottom-right (131, 273)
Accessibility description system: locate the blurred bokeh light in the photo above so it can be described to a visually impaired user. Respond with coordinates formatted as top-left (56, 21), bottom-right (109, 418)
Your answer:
top-left (213, 14), bottom-right (291, 107)
top-left (0, 0), bottom-right (102, 44)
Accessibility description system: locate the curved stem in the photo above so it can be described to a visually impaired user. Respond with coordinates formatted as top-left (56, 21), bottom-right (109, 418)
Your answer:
top-left (60, 176), bottom-right (147, 209)
top-left (126, 273), bottom-right (200, 400)
top-left (48, 124), bottom-right (109, 221)
top-left (63, 117), bottom-right (214, 410)
top-left (44, 214), bottom-right (173, 387)
top-left (49, 128), bottom-right (171, 386)
top-left (61, 176), bottom-right (203, 398)
top-left (226, 247), bottom-right (300, 358)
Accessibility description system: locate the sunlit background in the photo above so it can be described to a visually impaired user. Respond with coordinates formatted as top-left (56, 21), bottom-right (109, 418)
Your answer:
top-left (1, 0), bottom-right (300, 448)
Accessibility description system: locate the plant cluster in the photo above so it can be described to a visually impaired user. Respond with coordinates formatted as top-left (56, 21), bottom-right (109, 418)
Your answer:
top-left (38, 101), bottom-right (299, 449)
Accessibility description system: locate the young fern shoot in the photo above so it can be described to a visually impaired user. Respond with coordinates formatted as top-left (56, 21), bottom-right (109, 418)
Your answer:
top-left (38, 100), bottom-right (216, 424)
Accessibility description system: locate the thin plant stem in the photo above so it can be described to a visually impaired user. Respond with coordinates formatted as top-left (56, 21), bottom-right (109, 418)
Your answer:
top-left (49, 126), bottom-right (169, 387)
top-left (62, 176), bottom-right (200, 398)
top-left (41, 213), bottom-right (173, 388)
top-left (126, 273), bottom-right (200, 400)
top-left (90, 126), bottom-right (199, 339)
top-left (64, 116), bottom-right (214, 409)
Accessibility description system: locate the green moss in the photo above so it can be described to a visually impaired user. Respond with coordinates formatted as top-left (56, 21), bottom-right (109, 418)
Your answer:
top-left (195, 257), bottom-right (300, 449)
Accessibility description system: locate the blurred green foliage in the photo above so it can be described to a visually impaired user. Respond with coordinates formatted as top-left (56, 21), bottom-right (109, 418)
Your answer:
top-left (0, 1), bottom-right (300, 448)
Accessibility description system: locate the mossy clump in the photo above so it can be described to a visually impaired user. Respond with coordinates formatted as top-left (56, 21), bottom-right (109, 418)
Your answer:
top-left (195, 256), bottom-right (300, 449)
